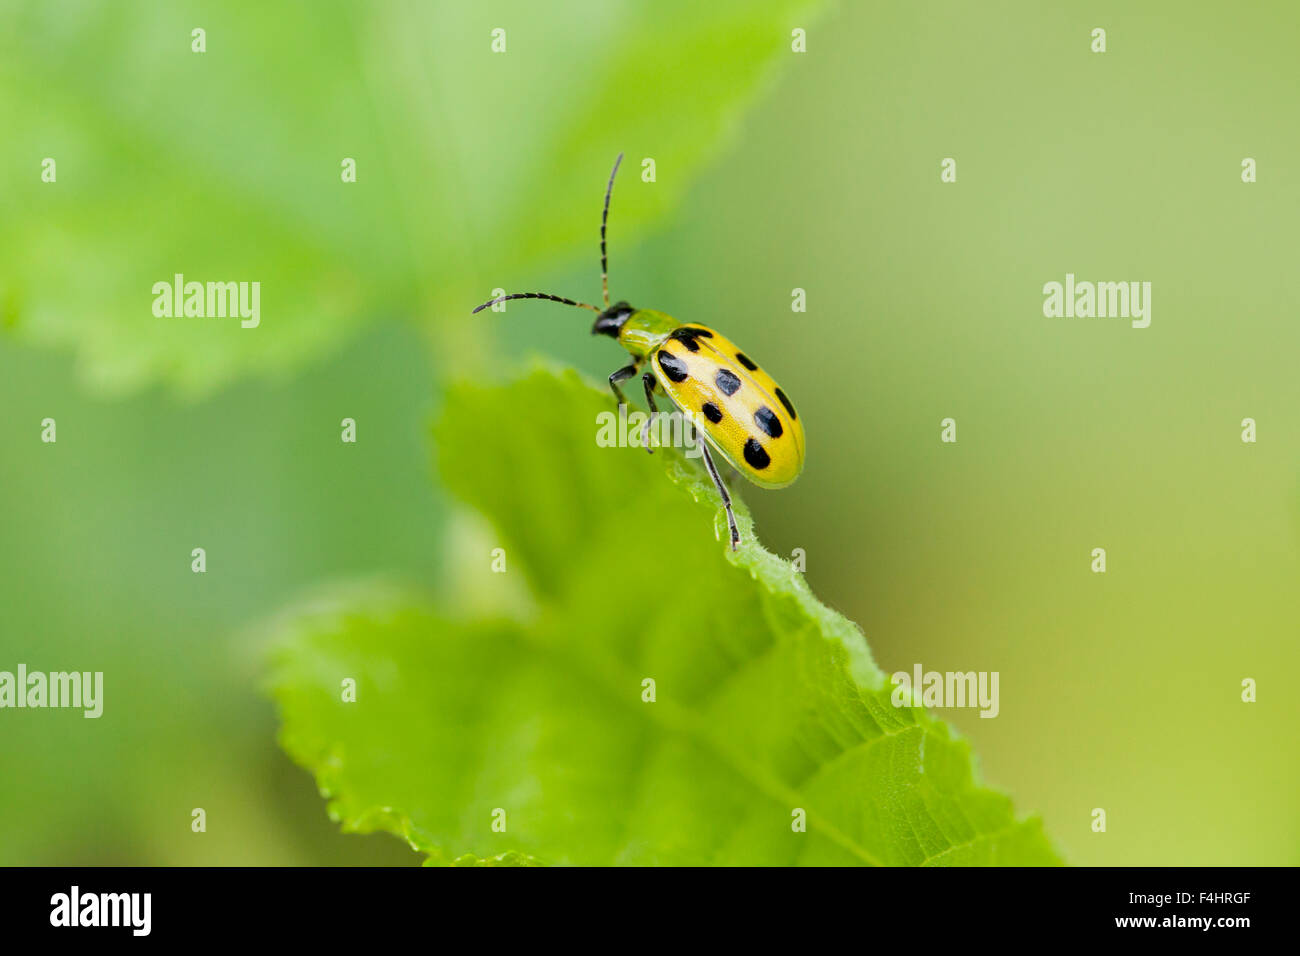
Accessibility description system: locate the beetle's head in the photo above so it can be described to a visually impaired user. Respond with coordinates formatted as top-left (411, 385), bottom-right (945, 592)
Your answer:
top-left (593, 301), bottom-right (634, 338)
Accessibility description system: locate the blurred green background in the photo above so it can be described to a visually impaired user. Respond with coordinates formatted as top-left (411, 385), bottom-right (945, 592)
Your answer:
top-left (2, 0), bottom-right (1297, 865)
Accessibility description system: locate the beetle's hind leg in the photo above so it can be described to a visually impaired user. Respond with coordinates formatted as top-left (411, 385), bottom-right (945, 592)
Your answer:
top-left (640, 373), bottom-right (659, 453)
top-left (698, 440), bottom-right (741, 551)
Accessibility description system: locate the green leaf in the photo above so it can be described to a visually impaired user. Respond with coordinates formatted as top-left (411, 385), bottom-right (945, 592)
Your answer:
top-left (0, 0), bottom-right (821, 395)
top-left (269, 368), bottom-right (1063, 865)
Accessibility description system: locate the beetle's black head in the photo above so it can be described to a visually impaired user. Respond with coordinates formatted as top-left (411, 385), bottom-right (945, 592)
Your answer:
top-left (592, 301), bottom-right (635, 338)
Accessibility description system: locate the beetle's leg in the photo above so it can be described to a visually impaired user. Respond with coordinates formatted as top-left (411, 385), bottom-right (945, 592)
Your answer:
top-left (641, 373), bottom-right (658, 453)
top-left (698, 440), bottom-right (741, 551)
top-left (608, 363), bottom-right (638, 408)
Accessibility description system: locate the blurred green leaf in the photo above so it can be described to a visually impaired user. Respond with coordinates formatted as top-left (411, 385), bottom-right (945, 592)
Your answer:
top-left (270, 369), bottom-right (1061, 865)
top-left (0, 0), bottom-right (820, 395)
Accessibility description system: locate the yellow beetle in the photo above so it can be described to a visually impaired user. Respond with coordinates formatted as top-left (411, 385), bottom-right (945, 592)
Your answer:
top-left (473, 154), bottom-right (804, 549)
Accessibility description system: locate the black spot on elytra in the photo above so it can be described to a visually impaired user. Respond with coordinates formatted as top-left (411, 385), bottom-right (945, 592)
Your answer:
top-left (735, 352), bottom-right (758, 371)
top-left (743, 438), bottom-right (770, 470)
top-left (775, 387), bottom-right (797, 421)
top-left (702, 402), bottom-right (723, 424)
top-left (715, 368), bottom-right (741, 396)
top-left (670, 327), bottom-right (714, 351)
top-left (656, 350), bottom-right (689, 383)
top-left (754, 406), bottom-right (783, 438)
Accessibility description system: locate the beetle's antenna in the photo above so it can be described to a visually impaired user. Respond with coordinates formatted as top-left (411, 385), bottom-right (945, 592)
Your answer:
top-left (600, 152), bottom-right (623, 308)
top-left (472, 155), bottom-right (624, 316)
top-left (471, 292), bottom-right (601, 314)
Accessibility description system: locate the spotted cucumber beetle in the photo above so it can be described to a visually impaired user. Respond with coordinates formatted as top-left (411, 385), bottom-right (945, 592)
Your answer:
top-left (472, 153), bottom-right (804, 550)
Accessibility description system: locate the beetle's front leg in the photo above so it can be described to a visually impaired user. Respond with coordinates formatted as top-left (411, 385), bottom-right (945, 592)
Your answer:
top-left (608, 362), bottom-right (638, 408)
top-left (641, 373), bottom-right (659, 453)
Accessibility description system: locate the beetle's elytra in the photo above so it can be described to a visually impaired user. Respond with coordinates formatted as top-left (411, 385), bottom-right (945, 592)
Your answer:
top-left (472, 154), bottom-right (804, 550)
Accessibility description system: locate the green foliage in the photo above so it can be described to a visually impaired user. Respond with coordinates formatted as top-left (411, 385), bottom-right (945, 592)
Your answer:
top-left (0, 0), bottom-right (820, 395)
top-left (270, 369), bottom-right (1062, 865)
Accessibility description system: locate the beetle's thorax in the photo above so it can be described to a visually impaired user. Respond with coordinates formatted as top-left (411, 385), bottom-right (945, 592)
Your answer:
top-left (608, 307), bottom-right (678, 358)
